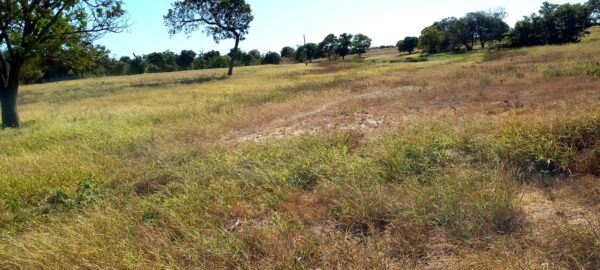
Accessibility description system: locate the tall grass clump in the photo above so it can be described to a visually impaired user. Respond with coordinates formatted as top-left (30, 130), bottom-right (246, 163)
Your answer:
top-left (492, 111), bottom-right (600, 179)
top-left (374, 126), bottom-right (457, 184)
top-left (413, 168), bottom-right (519, 239)
top-left (541, 220), bottom-right (600, 269)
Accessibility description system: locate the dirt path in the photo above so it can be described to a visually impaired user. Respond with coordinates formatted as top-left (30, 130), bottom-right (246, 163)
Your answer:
top-left (224, 86), bottom-right (422, 142)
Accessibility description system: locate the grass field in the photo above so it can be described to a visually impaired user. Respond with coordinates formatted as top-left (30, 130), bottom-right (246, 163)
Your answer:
top-left (1, 28), bottom-right (600, 269)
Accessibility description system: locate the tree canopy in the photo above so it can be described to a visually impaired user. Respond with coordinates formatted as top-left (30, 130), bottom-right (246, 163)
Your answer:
top-left (319, 34), bottom-right (337, 60)
top-left (296, 43), bottom-right (320, 63)
top-left (506, 2), bottom-right (592, 47)
top-left (466, 10), bottom-right (509, 48)
top-left (590, 0), bottom-right (600, 24)
top-left (418, 26), bottom-right (445, 53)
top-left (397, 37), bottom-right (419, 54)
top-left (165, 0), bottom-right (254, 76)
top-left (336, 33), bottom-right (353, 60)
top-left (280, 46), bottom-right (295, 58)
top-left (0, 0), bottom-right (127, 128)
top-left (176, 50), bottom-right (198, 70)
top-left (262, 52), bottom-right (281, 65)
top-left (351, 34), bottom-right (372, 57)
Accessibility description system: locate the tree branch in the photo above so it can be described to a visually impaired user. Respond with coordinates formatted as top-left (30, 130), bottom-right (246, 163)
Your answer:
top-left (0, 30), bottom-right (14, 58)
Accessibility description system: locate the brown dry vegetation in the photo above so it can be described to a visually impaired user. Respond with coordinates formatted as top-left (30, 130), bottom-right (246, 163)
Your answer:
top-left (0, 28), bottom-right (600, 269)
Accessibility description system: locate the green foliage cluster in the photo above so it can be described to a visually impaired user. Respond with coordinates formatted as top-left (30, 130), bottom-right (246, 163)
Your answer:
top-left (46, 179), bottom-right (98, 211)
top-left (506, 2), bottom-right (595, 47)
top-left (288, 33), bottom-right (372, 62)
top-left (22, 48), bottom-right (283, 82)
top-left (417, 1), bottom-right (598, 53)
top-left (418, 9), bottom-right (509, 53)
top-left (396, 37), bottom-right (419, 54)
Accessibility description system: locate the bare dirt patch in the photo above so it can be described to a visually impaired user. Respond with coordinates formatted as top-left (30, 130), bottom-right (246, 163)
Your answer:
top-left (224, 74), bottom-right (600, 144)
top-left (224, 86), bottom-right (422, 142)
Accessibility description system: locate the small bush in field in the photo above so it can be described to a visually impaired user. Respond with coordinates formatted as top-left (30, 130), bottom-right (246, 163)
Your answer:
top-left (46, 179), bottom-right (98, 210)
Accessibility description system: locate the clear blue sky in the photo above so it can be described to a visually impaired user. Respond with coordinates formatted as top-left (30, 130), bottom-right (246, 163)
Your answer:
top-left (99, 0), bottom-right (587, 57)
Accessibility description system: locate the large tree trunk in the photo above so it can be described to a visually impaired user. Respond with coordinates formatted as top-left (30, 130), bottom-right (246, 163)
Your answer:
top-left (464, 43), bottom-right (473, 51)
top-left (0, 62), bottom-right (21, 128)
top-left (228, 35), bottom-right (240, 76)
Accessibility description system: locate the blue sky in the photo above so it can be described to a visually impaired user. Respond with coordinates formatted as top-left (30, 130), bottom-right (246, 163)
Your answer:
top-left (99, 0), bottom-right (587, 57)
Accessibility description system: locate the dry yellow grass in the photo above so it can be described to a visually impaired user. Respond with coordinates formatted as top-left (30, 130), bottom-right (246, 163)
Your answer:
top-left (0, 28), bottom-right (599, 269)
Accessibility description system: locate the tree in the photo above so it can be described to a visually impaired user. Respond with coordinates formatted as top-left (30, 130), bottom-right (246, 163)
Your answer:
top-left (431, 18), bottom-right (454, 51)
top-left (336, 33), bottom-right (353, 60)
top-left (280, 46), bottom-right (295, 58)
top-left (418, 26), bottom-right (445, 53)
top-left (231, 49), bottom-right (260, 66)
top-left (466, 10), bottom-right (509, 48)
top-left (446, 17), bottom-right (476, 51)
top-left (21, 41), bottom-right (113, 82)
top-left (589, 0), bottom-right (600, 24)
top-left (295, 45), bottom-right (306, 62)
top-left (262, 52), bottom-right (281, 65)
top-left (207, 55), bottom-right (230, 68)
top-left (551, 3), bottom-right (593, 43)
top-left (165, 0), bottom-right (254, 76)
top-left (176, 50), bottom-right (197, 70)
top-left (396, 36), bottom-right (419, 54)
top-left (506, 2), bottom-right (592, 47)
top-left (307, 43), bottom-right (321, 62)
top-left (109, 57), bottom-right (130, 75)
top-left (351, 34), bottom-right (372, 57)
top-left (200, 50), bottom-right (230, 68)
top-left (202, 50), bottom-right (222, 60)
top-left (319, 34), bottom-right (337, 60)
top-left (246, 49), bottom-right (262, 65)
top-left (128, 55), bottom-right (148, 74)
top-left (0, 1), bottom-right (127, 128)
top-left (296, 43), bottom-right (320, 63)
top-left (145, 51), bottom-right (177, 73)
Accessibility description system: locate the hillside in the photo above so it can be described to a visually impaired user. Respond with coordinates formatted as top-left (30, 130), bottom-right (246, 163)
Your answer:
top-left (1, 28), bottom-right (599, 269)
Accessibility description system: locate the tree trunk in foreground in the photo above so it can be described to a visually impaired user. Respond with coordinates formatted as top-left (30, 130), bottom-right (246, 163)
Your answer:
top-left (228, 36), bottom-right (241, 76)
top-left (0, 62), bottom-right (21, 128)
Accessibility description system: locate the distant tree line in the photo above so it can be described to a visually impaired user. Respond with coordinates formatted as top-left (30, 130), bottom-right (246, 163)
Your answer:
top-left (17, 0), bottom-right (600, 84)
top-left (412, 1), bottom-right (599, 54)
top-left (505, 1), bottom-right (598, 47)
top-left (20, 48), bottom-right (283, 83)
top-left (278, 33), bottom-right (372, 63)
